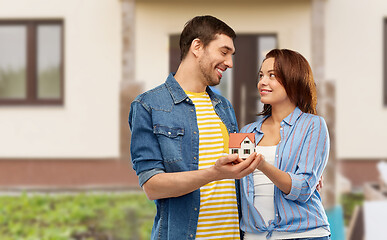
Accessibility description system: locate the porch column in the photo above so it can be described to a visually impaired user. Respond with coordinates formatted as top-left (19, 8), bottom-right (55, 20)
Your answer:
top-left (120, 0), bottom-right (142, 161)
top-left (311, 0), bottom-right (337, 208)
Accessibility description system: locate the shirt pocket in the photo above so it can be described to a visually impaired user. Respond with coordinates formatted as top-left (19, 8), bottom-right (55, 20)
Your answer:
top-left (153, 125), bottom-right (184, 163)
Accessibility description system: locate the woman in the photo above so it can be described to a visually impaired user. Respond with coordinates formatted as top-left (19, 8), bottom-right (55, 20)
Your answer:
top-left (239, 49), bottom-right (331, 240)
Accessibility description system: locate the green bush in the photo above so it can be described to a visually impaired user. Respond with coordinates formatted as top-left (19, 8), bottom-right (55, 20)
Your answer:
top-left (0, 192), bottom-right (155, 240)
top-left (340, 192), bottom-right (364, 226)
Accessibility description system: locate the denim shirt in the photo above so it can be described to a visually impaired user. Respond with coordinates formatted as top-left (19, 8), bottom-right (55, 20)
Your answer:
top-left (129, 73), bottom-right (239, 240)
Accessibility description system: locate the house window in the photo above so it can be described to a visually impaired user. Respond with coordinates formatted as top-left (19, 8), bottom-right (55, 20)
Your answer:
top-left (0, 20), bottom-right (63, 105)
top-left (232, 149), bottom-right (239, 154)
top-left (244, 140), bottom-right (250, 144)
top-left (244, 149), bottom-right (250, 155)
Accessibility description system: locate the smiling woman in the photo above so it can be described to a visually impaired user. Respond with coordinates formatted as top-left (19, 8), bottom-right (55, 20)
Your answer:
top-left (239, 49), bottom-right (331, 240)
top-left (258, 57), bottom-right (291, 109)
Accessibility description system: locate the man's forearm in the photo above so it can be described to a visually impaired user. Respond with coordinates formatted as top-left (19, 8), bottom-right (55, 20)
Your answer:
top-left (143, 153), bottom-right (261, 200)
top-left (142, 168), bottom-right (216, 200)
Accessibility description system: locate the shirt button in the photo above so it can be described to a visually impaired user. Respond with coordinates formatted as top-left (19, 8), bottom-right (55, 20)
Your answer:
top-left (276, 155), bottom-right (278, 158)
top-left (280, 127), bottom-right (283, 130)
top-left (168, 132), bottom-right (171, 135)
top-left (190, 234), bottom-right (193, 238)
top-left (194, 157), bottom-right (197, 160)
top-left (194, 208), bottom-right (198, 211)
top-left (191, 109), bottom-right (194, 112)
top-left (194, 131), bottom-right (197, 134)
top-left (186, 99), bottom-right (189, 102)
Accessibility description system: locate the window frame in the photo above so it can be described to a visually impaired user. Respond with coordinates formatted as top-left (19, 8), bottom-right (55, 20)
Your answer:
top-left (0, 19), bottom-right (64, 105)
top-left (244, 149), bottom-right (250, 155)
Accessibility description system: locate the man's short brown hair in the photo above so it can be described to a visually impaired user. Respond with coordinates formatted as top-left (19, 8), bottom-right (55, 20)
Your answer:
top-left (179, 15), bottom-right (236, 60)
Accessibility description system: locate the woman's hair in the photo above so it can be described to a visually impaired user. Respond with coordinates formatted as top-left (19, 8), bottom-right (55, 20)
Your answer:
top-left (259, 49), bottom-right (317, 115)
top-left (179, 15), bottom-right (236, 60)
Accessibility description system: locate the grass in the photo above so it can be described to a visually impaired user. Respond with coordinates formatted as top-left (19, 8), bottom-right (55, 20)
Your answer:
top-left (1, 190), bottom-right (362, 239)
top-left (340, 192), bottom-right (364, 226)
top-left (0, 191), bottom-right (156, 240)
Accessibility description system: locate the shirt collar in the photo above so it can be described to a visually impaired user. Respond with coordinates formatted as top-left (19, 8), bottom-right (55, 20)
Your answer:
top-left (247, 106), bottom-right (303, 133)
top-left (205, 86), bottom-right (221, 105)
top-left (165, 73), bottom-right (189, 104)
top-left (165, 73), bottom-right (221, 104)
top-left (283, 106), bottom-right (303, 126)
top-left (246, 116), bottom-right (268, 134)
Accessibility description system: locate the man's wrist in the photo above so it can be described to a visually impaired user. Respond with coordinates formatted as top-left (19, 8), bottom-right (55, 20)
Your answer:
top-left (205, 166), bottom-right (220, 182)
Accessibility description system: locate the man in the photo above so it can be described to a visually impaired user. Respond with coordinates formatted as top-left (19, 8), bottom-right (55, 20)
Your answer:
top-left (129, 15), bottom-right (261, 239)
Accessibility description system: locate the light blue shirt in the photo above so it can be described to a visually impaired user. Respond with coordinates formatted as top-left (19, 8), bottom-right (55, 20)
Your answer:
top-left (239, 107), bottom-right (330, 238)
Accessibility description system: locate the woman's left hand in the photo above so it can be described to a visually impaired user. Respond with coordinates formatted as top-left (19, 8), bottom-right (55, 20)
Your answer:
top-left (256, 154), bottom-right (266, 170)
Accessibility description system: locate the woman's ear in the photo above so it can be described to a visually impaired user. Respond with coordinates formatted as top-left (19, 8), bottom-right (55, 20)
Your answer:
top-left (191, 38), bottom-right (203, 58)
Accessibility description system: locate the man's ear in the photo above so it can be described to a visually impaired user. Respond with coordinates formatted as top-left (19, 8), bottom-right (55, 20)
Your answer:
top-left (191, 38), bottom-right (203, 58)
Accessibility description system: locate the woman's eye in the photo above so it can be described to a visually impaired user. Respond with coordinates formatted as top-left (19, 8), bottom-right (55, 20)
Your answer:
top-left (270, 73), bottom-right (276, 78)
top-left (258, 74), bottom-right (263, 79)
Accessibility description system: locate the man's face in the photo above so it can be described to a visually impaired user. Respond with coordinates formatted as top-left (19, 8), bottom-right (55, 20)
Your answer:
top-left (198, 34), bottom-right (235, 86)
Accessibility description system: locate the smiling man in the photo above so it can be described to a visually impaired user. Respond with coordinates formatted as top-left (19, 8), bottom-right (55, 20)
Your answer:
top-left (129, 15), bottom-right (262, 240)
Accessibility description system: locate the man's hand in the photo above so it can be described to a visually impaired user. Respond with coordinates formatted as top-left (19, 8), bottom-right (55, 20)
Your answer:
top-left (211, 153), bottom-right (264, 180)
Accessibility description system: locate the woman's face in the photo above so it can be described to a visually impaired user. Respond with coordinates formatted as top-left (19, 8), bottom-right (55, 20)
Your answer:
top-left (257, 57), bottom-right (290, 106)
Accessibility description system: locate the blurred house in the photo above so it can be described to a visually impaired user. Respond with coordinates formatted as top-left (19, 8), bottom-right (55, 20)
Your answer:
top-left (346, 162), bottom-right (387, 240)
top-left (1, 0), bottom-right (387, 195)
top-left (0, 0), bottom-right (139, 191)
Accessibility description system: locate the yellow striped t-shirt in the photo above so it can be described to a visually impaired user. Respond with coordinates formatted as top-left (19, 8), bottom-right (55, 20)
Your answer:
top-left (186, 91), bottom-right (240, 240)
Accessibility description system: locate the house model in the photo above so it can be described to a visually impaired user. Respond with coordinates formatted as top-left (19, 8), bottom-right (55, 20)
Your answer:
top-left (229, 133), bottom-right (256, 159)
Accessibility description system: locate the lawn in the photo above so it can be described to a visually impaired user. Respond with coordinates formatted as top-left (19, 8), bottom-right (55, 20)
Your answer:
top-left (0, 191), bottom-right (363, 239)
top-left (0, 192), bottom-right (155, 240)
top-left (340, 192), bottom-right (364, 226)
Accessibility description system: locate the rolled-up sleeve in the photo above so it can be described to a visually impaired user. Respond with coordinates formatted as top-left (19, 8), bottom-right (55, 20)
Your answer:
top-left (138, 168), bottom-right (165, 187)
top-left (284, 116), bottom-right (330, 202)
top-left (129, 99), bottom-right (165, 186)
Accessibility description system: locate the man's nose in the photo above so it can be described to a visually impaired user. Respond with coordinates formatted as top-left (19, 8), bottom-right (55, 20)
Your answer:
top-left (225, 55), bottom-right (233, 68)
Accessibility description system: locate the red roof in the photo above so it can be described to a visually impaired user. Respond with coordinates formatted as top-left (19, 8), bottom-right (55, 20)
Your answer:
top-left (229, 133), bottom-right (255, 148)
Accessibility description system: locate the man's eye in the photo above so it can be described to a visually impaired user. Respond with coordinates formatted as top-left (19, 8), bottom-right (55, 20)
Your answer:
top-left (221, 51), bottom-right (227, 55)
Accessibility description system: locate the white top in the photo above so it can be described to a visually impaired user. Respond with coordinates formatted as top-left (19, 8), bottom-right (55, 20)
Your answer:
top-left (253, 146), bottom-right (277, 225)
top-left (244, 146), bottom-right (330, 240)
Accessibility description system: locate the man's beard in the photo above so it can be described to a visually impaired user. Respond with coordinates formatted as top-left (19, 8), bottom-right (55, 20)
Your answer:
top-left (198, 58), bottom-right (220, 87)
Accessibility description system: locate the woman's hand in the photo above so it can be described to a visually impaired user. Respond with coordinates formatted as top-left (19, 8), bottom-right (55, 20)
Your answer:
top-left (257, 154), bottom-right (292, 194)
top-left (256, 154), bottom-right (266, 170)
